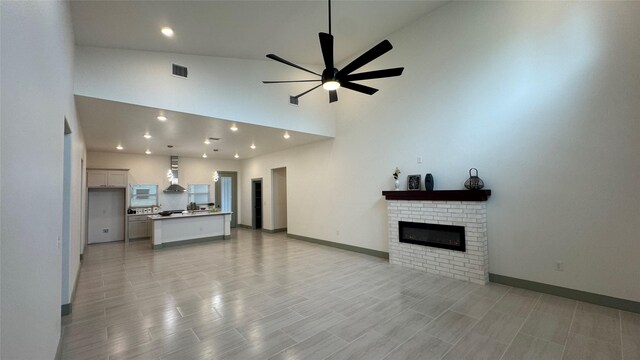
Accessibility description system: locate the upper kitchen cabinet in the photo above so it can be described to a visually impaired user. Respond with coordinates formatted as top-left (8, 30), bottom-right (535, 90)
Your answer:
top-left (87, 169), bottom-right (128, 188)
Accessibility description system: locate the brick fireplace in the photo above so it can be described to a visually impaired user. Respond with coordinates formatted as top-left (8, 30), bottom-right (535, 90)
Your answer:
top-left (382, 190), bottom-right (491, 285)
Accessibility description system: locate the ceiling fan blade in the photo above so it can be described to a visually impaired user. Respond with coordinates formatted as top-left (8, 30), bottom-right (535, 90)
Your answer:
top-left (345, 67), bottom-right (404, 82)
top-left (329, 90), bottom-right (338, 103)
top-left (319, 32), bottom-right (334, 70)
top-left (293, 84), bottom-right (322, 99)
top-left (262, 80), bottom-right (321, 84)
top-left (266, 54), bottom-right (321, 76)
top-left (340, 81), bottom-right (378, 95)
top-left (337, 40), bottom-right (393, 77)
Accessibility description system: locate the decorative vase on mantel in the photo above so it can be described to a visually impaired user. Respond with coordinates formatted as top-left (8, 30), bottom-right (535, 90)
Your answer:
top-left (394, 178), bottom-right (400, 190)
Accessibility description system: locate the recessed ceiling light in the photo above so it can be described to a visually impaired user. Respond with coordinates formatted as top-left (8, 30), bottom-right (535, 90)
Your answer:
top-left (250, 144), bottom-right (256, 149)
top-left (144, 133), bottom-right (152, 139)
top-left (230, 124), bottom-right (238, 132)
top-left (204, 139), bottom-right (211, 145)
top-left (202, 153), bottom-right (208, 158)
top-left (161, 27), bottom-right (174, 37)
top-left (234, 153), bottom-right (239, 159)
top-left (157, 115), bottom-right (167, 121)
top-left (145, 149), bottom-right (151, 155)
top-left (116, 145), bottom-right (123, 150)
top-left (283, 132), bottom-right (291, 139)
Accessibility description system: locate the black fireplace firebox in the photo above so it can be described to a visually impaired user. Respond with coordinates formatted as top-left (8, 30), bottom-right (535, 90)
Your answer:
top-left (398, 221), bottom-right (466, 252)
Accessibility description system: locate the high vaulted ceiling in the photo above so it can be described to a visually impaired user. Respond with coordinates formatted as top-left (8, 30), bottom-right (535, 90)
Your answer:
top-left (71, 1), bottom-right (445, 66)
top-left (71, 1), bottom-right (446, 158)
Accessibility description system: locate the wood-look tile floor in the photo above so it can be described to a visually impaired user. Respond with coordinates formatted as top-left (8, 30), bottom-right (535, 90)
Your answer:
top-left (62, 229), bottom-right (639, 360)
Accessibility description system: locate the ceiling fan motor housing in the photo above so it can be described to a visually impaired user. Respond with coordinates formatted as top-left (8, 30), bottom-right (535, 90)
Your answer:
top-left (322, 68), bottom-right (339, 84)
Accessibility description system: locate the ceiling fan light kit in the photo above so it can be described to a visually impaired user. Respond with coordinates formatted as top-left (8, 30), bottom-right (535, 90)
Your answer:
top-left (263, 0), bottom-right (404, 104)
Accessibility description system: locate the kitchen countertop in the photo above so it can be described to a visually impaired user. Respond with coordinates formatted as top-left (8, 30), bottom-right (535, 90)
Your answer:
top-left (147, 211), bottom-right (232, 221)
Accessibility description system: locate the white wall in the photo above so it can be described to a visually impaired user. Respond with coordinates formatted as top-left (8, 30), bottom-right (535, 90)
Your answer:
top-left (241, 141), bottom-right (336, 234)
top-left (87, 152), bottom-right (242, 215)
top-left (62, 121), bottom-right (86, 307)
top-left (271, 167), bottom-right (288, 230)
top-left (75, 46), bottom-right (336, 137)
top-left (1, 1), bottom-right (85, 358)
top-left (242, 1), bottom-right (640, 302)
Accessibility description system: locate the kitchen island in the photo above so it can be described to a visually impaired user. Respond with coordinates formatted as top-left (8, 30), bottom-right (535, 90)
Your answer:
top-left (148, 211), bottom-right (232, 249)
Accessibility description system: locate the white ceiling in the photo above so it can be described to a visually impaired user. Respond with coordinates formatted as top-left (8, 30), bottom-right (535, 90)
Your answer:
top-left (71, 0), bottom-right (445, 65)
top-left (71, 1), bottom-right (445, 158)
top-left (76, 96), bottom-right (331, 159)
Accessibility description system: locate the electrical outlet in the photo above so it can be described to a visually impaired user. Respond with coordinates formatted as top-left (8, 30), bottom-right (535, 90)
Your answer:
top-left (555, 261), bottom-right (564, 271)
top-left (417, 156), bottom-right (423, 164)
top-left (102, 228), bottom-right (109, 233)
top-left (336, 229), bottom-right (340, 236)
top-left (57, 236), bottom-right (61, 249)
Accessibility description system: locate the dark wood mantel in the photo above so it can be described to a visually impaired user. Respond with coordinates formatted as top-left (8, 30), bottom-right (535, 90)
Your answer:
top-left (382, 189), bottom-right (492, 202)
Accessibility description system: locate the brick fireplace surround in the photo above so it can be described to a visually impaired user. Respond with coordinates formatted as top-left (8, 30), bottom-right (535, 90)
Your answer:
top-left (383, 190), bottom-right (491, 285)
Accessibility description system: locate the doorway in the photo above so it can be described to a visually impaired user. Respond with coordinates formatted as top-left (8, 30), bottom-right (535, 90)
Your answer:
top-left (214, 171), bottom-right (238, 228)
top-left (252, 178), bottom-right (263, 230)
top-left (271, 167), bottom-right (287, 232)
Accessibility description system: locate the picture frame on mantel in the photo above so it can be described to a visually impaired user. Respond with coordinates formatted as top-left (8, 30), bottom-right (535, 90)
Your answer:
top-left (407, 175), bottom-right (421, 190)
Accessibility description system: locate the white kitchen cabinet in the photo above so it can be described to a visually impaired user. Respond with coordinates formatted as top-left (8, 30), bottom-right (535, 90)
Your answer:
top-left (107, 171), bottom-right (127, 187)
top-left (87, 169), bottom-right (128, 188)
top-left (128, 215), bottom-right (150, 240)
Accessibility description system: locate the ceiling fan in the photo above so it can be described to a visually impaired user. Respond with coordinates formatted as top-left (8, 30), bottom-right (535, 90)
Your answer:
top-left (263, 0), bottom-right (404, 104)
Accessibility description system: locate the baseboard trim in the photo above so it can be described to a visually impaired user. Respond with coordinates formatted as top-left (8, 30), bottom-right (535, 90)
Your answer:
top-left (287, 233), bottom-right (389, 259)
top-left (237, 224), bottom-right (252, 229)
top-left (152, 235), bottom-right (229, 250)
top-left (490, 273), bottom-right (640, 314)
top-left (55, 330), bottom-right (63, 360)
top-left (263, 228), bottom-right (287, 234)
top-left (61, 254), bottom-right (83, 317)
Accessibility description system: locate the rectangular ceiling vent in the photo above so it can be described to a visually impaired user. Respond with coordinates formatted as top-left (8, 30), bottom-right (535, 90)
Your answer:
top-left (289, 96), bottom-right (299, 106)
top-left (172, 64), bottom-right (188, 78)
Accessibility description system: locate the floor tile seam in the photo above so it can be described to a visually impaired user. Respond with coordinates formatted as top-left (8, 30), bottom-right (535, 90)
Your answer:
top-left (379, 312), bottom-right (443, 359)
top-left (322, 329), bottom-right (374, 360)
top-left (365, 327), bottom-right (419, 360)
top-left (530, 305), bottom-right (576, 321)
top-left (497, 291), bottom-right (541, 360)
top-left (560, 296), bottom-right (578, 360)
top-left (435, 317), bottom-right (478, 359)
top-left (449, 292), bottom-right (500, 320)
top-left (565, 329), bottom-right (624, 347)
top-left (574, 306), bottom-right (623, 320)
top-left (619, 310), bottom-right (625, 360)
top-left (517, 326), bottom-right (570, 347)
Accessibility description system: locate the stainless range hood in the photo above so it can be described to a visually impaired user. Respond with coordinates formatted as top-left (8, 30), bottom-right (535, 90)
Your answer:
top-left (164, 156), bottom-right (186, 193)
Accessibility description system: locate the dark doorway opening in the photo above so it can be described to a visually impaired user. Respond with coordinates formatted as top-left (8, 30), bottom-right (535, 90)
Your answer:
top-left (252, 178), bottom-right (263, 229)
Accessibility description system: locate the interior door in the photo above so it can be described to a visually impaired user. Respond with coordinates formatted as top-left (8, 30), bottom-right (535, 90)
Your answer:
top-left (214, 171), bottom-right (238, 228)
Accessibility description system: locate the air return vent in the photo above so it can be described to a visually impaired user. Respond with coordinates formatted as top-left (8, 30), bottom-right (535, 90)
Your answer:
top-left (289, 96), bottom-right (299, 106)
top-left (172, 64), bottom-right (188, 78)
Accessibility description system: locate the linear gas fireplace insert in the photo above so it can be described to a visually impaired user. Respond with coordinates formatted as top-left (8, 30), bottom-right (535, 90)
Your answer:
top-left (398, 221), bottom-right (466, 252)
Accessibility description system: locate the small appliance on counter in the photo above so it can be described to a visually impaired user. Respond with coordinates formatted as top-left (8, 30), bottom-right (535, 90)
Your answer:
top-left (131, 207), bottom-right (154, 214)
